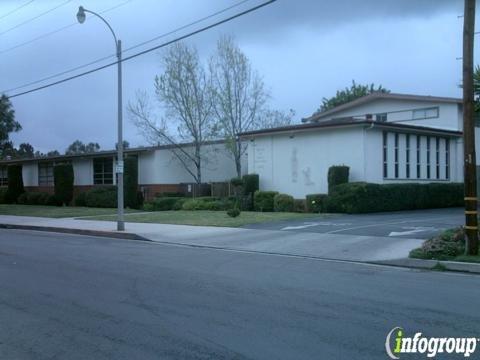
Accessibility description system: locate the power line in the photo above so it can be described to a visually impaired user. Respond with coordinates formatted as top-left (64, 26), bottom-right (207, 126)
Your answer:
top-left (0, 0), bottom-right (72, 37)
top-left (3, 0), bottom-right (258, 94)
top-left (123, 0), bottom-right (252, 53)
top-left (5, 0), bottom-right (276, 100)
top-left (0, 0), bottom-right (35, 22)
top-left (0, 0), bottom-right (133, 55)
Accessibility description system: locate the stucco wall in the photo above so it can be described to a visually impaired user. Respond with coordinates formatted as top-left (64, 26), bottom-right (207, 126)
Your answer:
top-left (73, 159), bottom-right (93, 186)
top-left (248, 127), bottom-right (366, 198)
top-left (138, 143), bottom-right (243, 184)
top-left (22, 163), bottom-right (38, 187)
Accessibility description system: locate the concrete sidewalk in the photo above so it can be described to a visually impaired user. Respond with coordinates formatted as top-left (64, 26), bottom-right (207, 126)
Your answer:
top-left (0, 215), bottom-right (424, 262)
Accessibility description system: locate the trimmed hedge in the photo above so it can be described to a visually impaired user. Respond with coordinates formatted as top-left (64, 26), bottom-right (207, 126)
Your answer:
top-left (149, 197), bottom-right (184, 211)
top-left (182, 197), bottom-right (234, 211)
top-left (243, 174), bottom-right (259, 195)
top-left (306, 193), bottom-right (328, 213)
top-left (325, 182), bottom-right (464, 214)
top-left (254, 191), bottom-right (278, 212)
top-left (293, 199), bottom-right (306, 213)
top-left (124, 157), bottom-right (141, 209)
top-left (0, 188), bottom-right (7, 204)
top-left (274, 193), bottom-right (294, 212)
top-left (85, 186), bottom-right (117, 208)
top-left (6, 165), bottom-right (24, 203)
top-left (74, 192), bottom-right (87, 207)
top-left (328, 165), bottom-right (349, 194)
top-left (17, 192), bottom-right (51, 205)
top-left (54, 163), bottom-right (74, 206)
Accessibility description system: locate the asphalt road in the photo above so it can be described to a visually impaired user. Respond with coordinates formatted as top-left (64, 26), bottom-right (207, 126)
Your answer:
top-left (246, 207), bottom-right (464, 239)
top-left (1, 229), bottom-right (479, 360)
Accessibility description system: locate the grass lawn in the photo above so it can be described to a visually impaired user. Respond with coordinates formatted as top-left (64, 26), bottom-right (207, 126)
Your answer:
top-left (0, 204), bottom-right (140, 218)
top-left (84, 210), bottom-right (322, 227)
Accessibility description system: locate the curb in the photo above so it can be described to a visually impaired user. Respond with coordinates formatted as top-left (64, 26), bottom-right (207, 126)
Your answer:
top-left (0, 223), bottom-right (151, 242)
top-left (373, 258), bottom-right (480, 274)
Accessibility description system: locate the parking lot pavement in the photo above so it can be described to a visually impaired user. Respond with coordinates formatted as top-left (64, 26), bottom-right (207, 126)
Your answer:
top-left (244, 208), bottom-right (464, 239)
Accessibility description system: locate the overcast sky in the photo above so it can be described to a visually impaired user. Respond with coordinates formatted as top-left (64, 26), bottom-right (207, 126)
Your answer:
top-left (0, 0), bottom-right (472, 153)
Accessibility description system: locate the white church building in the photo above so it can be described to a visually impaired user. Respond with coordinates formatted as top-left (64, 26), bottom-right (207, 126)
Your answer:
top-left (241, 93), bottom-right (467, 198)
top-left (0, 92), bottom-right (473, 201)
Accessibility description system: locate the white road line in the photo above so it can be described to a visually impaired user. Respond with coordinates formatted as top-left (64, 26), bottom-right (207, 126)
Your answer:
top-left (325, 217), bottom-right (454, 234)
top-left (281, 222), bottom-right (352, 231)
top-left (388, 227), bottom-right (437, 237)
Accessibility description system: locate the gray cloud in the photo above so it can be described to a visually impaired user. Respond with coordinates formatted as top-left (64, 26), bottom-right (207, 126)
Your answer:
top-left (0, 0), bottom-right (469, 153)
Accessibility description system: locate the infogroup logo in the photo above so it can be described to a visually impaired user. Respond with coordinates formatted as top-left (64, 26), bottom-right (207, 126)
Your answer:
top-left (385, 327), bottom-right (479, 359)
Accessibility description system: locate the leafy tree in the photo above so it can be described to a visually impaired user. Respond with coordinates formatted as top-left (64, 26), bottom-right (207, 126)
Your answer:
top-left (474, 65), bottom-right (480, 112)
top-left (316, 80), bottom-right (390, 114)
top-left (65, 140), bottom-right (100, 155)
top-left (115, 140), bottom-right (130, 150)
top-left (128, 42), bottom-right (213, 184)
top-left (16, 143), bottom-right (34, 158)
top-left (47, 150), bottom-right (60, 156)
top-left (0, 95), bottom-right (21, 157)
top-left (210, 36), bottom-right (292, 176)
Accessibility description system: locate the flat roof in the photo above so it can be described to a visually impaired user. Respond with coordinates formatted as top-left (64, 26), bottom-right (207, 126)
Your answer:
top-left (0, 139), bottom-right (226, 165)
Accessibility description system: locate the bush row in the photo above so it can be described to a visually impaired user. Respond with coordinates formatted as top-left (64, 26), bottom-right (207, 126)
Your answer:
top-left (322, 182), bottom-right (463, 214)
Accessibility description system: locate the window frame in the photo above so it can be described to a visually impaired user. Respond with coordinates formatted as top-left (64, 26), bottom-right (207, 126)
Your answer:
top-left (93, 157), bottom-right (114, 185)
top-left (38, 162), bottom-right (55, 186)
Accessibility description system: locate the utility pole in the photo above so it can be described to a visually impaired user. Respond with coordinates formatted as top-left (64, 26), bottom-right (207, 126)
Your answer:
top-left (463, 0), bottom-right (479, 255)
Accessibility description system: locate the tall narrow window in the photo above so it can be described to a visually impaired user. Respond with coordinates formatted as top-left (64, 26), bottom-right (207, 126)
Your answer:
top-left (394, 133), bottom-right (399, 178)
top-left (446, 138), bottom-right (450, 180)
top-left (93, 158), bottom-right (113, 185)
top-left (426, 137), bottom-right (431, 179)
top-left (38, 162), bottom-right (54, 186)
top-left (416, 136), bottom-right (421, 179)
top-left (406, 134), bottom-right (410, 179)
top-left (0, 166), bottom-right (7, 186)
top-left (435, 137), bottom-right (440, 179)
top-left (383, 131), bottom-right (388, 178)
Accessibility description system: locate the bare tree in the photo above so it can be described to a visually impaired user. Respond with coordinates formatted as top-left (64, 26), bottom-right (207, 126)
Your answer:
top-left (209, 36), bottom-right (269, 177)
top-left (256, 109), bottom-right (295, 130)
top-left (128, 43), bottom-right (213, 184)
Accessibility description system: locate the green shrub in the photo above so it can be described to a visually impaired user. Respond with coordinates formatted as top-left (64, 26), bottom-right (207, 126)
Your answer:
top-left (75, 192), bottom-right (87, 207)
top-left (54, 163), bottom-right (74, 206)
top-left (273, 193), bottom-right (294, 212)
top-left (181, 197), bottom-right (233, 211)
top-left (155, 192), bottom-right (185, 198)
top-left (17, 192), bottom-right (51, 205)
top-left (254, 191), bottom-right (278, 212)
top-left (124, 157), bottom-right (141, 209)
top-left (325, 182), bottom-right (464, 214)
top-left (0, 188), bottom-right (7, 204)
top-left (409, 228), bottom-right (465, 260)
top-left (242, 174), bottom-right (259, 195)
top-left (47, 194), bottom-right (62, 206)
top-left (172, 198), bottom-right (187, 210)
top-left (227, 207), bottom-right (241, 218)
top-left (230, 177), bottom-right (244, 187)
top-left (85, 186), bottom-right (117, 208)
top-left (150, 197), bottom-right (183, 211)
top-left (328, 165), bottom-right (349, 194)
top-left (293, 199), bottom-right (306, 213)
top-left (306, 194), bottom-right (328, 213)
top-left (6, 165), bottom-right (24, 203)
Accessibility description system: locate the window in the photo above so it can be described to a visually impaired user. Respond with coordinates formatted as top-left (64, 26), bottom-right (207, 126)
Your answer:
top-left (93, 158), bottom-right (113, 185)
top-left (446, 138), bottom-right (450, 180)
top-left (416, 136), bottom-right (421, 179)
top-left (394, 133), bottom-right (399, 178)
top-left (412, 107), bottom-right (439, 120)
top-left (426, 137), bottom-right (431, 179)
top-left (38, 162), bottom-right (54, 186)
top-left (406, 134), bottom-right (410, 179)
top-left (376, 113), bottom-right (387, 122)
top-left (383, 131), bottom-right (388, 178)
top-left (435, 138), bottom-right (440, 180)
top-left (0, 166), bottom-right (7, 186)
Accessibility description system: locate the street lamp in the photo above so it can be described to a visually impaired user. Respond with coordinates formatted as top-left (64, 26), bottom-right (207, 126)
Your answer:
top-left (77, 6), bottom-right (125, 231)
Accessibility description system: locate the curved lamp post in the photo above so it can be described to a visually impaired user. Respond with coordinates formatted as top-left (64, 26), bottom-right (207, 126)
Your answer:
top-left (77, 6), bottom-right (124, 231)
